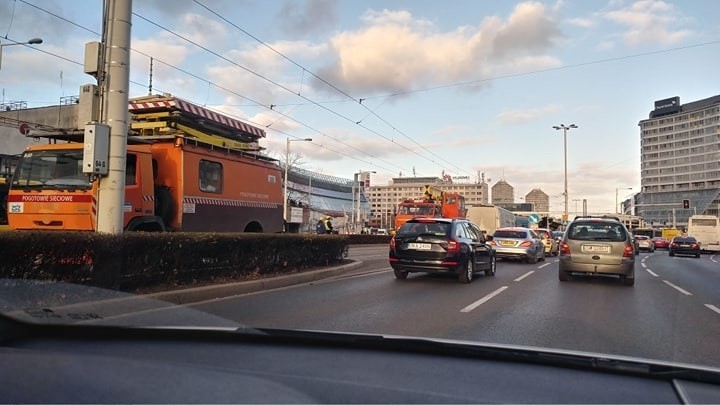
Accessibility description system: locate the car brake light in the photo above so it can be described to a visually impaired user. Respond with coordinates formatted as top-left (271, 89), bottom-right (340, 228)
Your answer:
top-left (487, 240), bottom-right (496, 246)
top-left (519, 241), bottom-right (533, 247)
top-left (390, 237), bottom-right (396, 250)
top-left (447, 239), bottom-right (461, 253)
top-left (623, 245), bottom-right (634, 258)
top-left (559, 243), bottom-right (570, 255)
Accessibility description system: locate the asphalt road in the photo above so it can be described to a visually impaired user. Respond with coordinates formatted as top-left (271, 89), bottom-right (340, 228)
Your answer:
top-left (190, 245), bottom-right (720, 368)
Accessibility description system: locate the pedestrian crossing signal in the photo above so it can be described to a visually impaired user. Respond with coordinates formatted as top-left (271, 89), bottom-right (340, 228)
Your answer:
top-left (682, 199), bottom-right (690, 209)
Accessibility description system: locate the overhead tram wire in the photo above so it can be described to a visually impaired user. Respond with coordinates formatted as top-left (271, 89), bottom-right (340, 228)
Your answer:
top-left (128, 49), bottom-right (407, 173)
top-left (130, 13), bottom-right (438, 170)
top-left (12, 1), bottom-right (409, 173)
top-left (358, 40), bottom-right (720, 101)
top-left (20, 0), bottom-right (455, 176)
top-left (191, 0), bottom-right (469, 177)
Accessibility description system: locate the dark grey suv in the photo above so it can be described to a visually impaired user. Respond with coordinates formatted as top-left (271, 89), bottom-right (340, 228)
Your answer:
top-left (389, 217), bottom-right (496, 283)
top-left (558, 216), bottom-right (635, 286)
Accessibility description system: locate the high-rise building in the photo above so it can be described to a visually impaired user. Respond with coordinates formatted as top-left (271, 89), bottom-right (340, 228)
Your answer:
top-left (491, 180), bottom-right (514, 205)
top-left (638, 95), bottom-right (720, 227)
top-left (525, 188), bottom-right (549, 213)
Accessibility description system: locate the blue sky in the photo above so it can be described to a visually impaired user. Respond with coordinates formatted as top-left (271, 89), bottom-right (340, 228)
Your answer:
top-left (1, 0), bottom-right (719, 213)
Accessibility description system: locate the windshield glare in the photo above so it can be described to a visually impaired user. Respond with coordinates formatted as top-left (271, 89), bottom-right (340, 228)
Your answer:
top-left (12, 150), bottom-right (90, 190)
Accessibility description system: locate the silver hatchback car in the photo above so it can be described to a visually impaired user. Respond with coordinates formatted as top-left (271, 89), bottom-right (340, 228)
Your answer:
top-left (558, 216), bottom-right (635, 286)
top-left (490, 227), bottom-right (545, 263)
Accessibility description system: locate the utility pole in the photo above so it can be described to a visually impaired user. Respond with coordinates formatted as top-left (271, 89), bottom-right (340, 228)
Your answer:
top-left (96, 0), bottom-right (132, 234)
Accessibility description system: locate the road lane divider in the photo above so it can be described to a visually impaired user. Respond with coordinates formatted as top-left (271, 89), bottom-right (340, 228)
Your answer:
top-left (705, 304), bottom-right (720, 315)
top-left (538, 262), bottom-right (551, 269)
top-left (645, 268), bottom-right (659, 277)
top-left (663, 280), bottom-right (693, 296)
top-left (514, 271), bottom-right (534, 282)
top-left (460, 286), bottom-right (508, 313)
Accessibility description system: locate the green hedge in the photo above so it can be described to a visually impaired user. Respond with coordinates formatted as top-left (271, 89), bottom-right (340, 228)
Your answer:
top-left (0, 231), bottom-right (352, 292)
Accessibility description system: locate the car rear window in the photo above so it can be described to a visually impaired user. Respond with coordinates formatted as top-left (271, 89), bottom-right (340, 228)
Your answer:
top-left (567, 222), bottom-right (626, 241)
top-left (494, 230), bottom-right (528, 239)
top-left (673, 237), bottom-right (696, 243)
top-left (397, 222), bottom-right (450, 237)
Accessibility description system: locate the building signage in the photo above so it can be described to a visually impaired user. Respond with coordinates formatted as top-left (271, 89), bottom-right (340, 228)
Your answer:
top-left (650, 96), bottom-right (680, 117)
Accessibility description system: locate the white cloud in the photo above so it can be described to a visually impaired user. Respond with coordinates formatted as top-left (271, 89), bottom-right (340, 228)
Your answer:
top-left (497, 104), bottom-right (562, 126)
top-left (314, 2), bottom-right (563, 94)
top-left (603, 0), bottom-right (694, 46)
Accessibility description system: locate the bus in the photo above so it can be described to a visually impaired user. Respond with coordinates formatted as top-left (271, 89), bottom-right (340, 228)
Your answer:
top-left (631, 228), bottom-right (660, 238)
top-left (687, 215), bottom-right (720, 252)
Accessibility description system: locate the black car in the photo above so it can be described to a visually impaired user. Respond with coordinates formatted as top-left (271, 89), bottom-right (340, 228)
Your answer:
top-left (668, 236), bottom-right (701, 258)
top-left (389, 217), bottom-right (496, 283)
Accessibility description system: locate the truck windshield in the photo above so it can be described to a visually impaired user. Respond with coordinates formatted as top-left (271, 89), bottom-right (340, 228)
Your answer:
top-left (11, 150), bottom-right (91, 191)
top-left (397, 205), bottom-right (436, 216)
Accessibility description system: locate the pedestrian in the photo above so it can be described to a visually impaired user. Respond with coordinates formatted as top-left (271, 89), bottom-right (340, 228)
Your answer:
top-left (316, 218), bottom-right (326, 234)
top-left (323, 216), bottom-right (333, 234)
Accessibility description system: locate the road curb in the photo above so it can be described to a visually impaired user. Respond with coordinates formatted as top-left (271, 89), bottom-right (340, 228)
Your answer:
top-left (147, 261), bottom-right (364, 305)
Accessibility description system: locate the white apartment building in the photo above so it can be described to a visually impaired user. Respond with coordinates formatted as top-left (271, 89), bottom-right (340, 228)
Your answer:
top-left (638, 95), bottom-right (720, 227)
top-left (367, 176), bottom-right (489, 229)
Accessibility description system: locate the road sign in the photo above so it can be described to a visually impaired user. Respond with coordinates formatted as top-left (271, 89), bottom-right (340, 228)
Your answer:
top-left (528, 213), bottom-right (540, 224)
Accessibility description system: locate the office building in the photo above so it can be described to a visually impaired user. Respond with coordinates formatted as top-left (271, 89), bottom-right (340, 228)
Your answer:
top-left (638, 95), bottom-right (720, 227)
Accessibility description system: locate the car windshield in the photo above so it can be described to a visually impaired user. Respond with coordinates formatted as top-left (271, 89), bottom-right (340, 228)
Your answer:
top-left (397, 221), bottom-right (449, 236)
top-left (2, 0), bottom-right (720, 387)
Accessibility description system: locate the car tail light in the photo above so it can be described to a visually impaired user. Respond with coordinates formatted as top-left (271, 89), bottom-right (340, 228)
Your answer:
top-left (559, 243), bottom-right (570, 255)
top-left (389, 237), bottom-right (396, 250)
top-left (447, 239), bottom-right (461, 253)
top-left (519, 241), bottom-right (533, 247)
top-left (623, 245), bottom-right (634, 258)
top-left (691, 243), bottom-right (699, 249)
top-left (487, 240), bottom-right (497, 246)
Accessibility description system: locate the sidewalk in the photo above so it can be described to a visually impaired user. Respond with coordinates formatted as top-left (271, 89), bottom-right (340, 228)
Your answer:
top-left (146, 260), bottom-right (364, 305)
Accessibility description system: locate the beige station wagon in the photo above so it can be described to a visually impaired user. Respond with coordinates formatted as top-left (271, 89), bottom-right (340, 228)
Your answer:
top-left (558, 216), bottom-right (635, 286)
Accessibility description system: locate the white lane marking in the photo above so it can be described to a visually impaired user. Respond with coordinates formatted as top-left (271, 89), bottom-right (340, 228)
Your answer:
top-left (538, 262), bottom-right (551, 269)
top-left (461, 286), bottom-right (508, 313)
top-left (705, 304), bottom-right (720, 315)
top-left (514, 271), bottom-right (535, 282)
top-left (645, 268), bottom-right (659, 277)
top-left (663, 280), bottom-right (692, 296)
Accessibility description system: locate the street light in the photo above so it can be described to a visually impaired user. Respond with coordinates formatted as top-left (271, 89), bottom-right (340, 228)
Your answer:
top-left (0, 37), bottom-right (43, 70)
top-left (283, 137), bottom-right (312, 225)
top-left (553, 124), bottom-right (577, 228)
top-left (616, 187), bottom-right (633, 214)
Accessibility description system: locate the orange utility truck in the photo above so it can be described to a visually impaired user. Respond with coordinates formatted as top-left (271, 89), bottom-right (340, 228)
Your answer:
top-left (7, 94), bottom-right (283, 232)
top-left (394, 185), bottom-right (466, 231)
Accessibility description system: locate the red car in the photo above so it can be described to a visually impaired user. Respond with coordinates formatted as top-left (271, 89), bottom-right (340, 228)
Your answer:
top-left (652, 237), bottom-right (669, 249)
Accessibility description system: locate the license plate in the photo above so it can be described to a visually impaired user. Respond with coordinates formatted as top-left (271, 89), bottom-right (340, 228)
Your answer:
top-left (500, 240), bottom-right (516, 246)
top-left (408, 243), bottom-right (431, 250)
top-left (582, 244), bottom-right (610, 253)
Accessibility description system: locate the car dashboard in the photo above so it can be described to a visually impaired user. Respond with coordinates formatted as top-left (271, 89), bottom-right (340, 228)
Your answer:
top-left (1, 318), bottom-right (719, 403)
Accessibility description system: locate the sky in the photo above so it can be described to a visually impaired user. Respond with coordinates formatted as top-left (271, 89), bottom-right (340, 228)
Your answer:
top-left (0, 0), bottom-right (719, 214)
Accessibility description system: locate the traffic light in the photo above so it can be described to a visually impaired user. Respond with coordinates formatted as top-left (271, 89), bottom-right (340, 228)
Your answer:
top-left (682, 199), bottom-right (690, 209)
